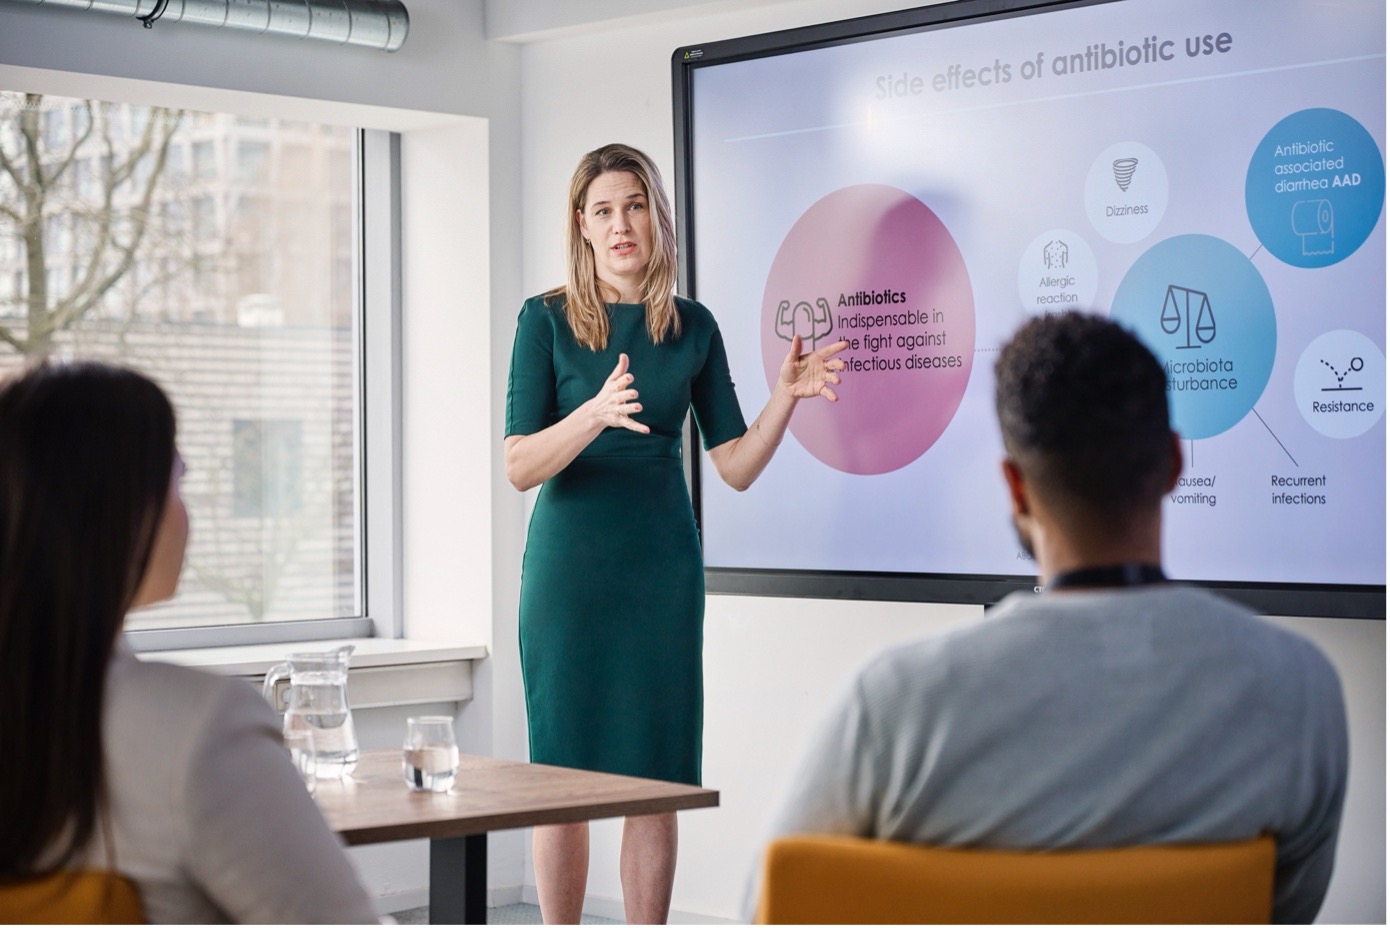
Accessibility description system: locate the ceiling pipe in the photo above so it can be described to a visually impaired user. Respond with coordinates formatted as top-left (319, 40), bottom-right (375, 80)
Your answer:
top-left (7, 0), bottom-right (410, 52)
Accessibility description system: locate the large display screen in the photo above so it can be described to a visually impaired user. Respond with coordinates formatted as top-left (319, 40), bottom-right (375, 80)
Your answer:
top-left (673, 0), bottom-right (1385, 617)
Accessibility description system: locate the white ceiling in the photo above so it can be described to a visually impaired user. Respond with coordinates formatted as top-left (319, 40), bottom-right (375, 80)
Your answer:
top-left (484, 0), bottom-right (809, 42)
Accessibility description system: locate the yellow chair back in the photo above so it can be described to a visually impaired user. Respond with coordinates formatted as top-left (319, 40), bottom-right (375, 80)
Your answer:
top-left (0, 870), bottom-right (144, 924)
top-left (756, 833), bottom-right (1275, 924)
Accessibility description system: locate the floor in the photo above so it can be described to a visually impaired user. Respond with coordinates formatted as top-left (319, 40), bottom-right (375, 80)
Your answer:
top-left (390, 903), bottom-right (619, 925)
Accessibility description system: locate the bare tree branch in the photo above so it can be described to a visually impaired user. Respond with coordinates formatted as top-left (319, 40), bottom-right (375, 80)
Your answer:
top-left (45, 101), bottom-right (95, 189)
top-left (0, 322), bottom-right (27, 352)
top-left (52, 111), bottom-right (180, 334)
top-left (0, 93), bottom-right (38, 189)
top-left (0, 130), bottom-right (21, 189)
top-left (21, 93), bottom-right (44, 192)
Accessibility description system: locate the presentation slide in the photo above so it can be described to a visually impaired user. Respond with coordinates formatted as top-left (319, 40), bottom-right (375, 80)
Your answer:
top-left (683, 0), bottom-right (1385, 595)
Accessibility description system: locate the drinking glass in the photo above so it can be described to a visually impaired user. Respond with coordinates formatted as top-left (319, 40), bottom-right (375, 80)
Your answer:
top-left (403, 716), bottom-right (459, 792)
top-left (284, 728), bottom-right (317, 795)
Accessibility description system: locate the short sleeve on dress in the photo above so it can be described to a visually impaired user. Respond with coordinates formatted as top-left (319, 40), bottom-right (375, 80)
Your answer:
top-left (506, 298), bottom-right (558, 438)
top-left (690, 320), bottom-right (748, 451)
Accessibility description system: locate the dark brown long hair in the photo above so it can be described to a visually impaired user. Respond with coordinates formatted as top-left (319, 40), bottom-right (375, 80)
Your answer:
top-left (0, 361), bottom-right (176, 879)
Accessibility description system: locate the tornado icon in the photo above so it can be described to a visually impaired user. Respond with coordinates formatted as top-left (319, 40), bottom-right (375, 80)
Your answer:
top-left (1112, 157), bottom-right (1139, 192)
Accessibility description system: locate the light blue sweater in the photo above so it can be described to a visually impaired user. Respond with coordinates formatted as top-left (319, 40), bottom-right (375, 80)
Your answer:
top-left (752, 585), bottom-right (1347, 923)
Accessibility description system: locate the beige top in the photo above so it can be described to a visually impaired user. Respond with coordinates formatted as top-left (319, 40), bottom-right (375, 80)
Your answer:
top-left (85, 641), bottom-right (380, 924)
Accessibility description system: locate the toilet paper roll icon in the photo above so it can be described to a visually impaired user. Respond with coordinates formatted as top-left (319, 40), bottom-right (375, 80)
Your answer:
top-left (1291, 199), bottom-right (1335, 256)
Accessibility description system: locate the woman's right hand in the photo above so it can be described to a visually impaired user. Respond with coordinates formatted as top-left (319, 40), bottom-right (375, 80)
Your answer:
top-left (592, 353), bottom-right (649, 434)
top-left (505, 354), bottom-right (649, 491)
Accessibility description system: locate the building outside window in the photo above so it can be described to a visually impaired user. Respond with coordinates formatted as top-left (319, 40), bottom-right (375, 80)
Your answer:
top-left (0, 91), bottom-right (367, 637)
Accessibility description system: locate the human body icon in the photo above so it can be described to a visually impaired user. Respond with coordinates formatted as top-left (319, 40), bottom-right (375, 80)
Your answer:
top-left (775, 298), bottom-right (833, 349)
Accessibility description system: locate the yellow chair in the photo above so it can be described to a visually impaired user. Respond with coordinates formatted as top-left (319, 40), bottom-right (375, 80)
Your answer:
top-left (0, 870), bottom-right (144, 924)
top-left (755, 833), bottom-right (1275, 924)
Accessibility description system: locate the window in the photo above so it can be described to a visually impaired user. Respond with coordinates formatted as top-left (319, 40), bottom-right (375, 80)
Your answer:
top-left (44, 214), bottom-right (70, 255)
top-left (191, 194), bottom-right (217, 242)
top-left (233, 419), bottom-right (303, 517)
top-left (0, 92), bottom-right (400, 647)
top-left (236, 140), bottom-right (270, 185)
top-left (41, 104), bottom-right (68, 150)
top-left (192, 138), bottom-right (218, 181)
top-left (73, 157), bottom-right (96, 199)
top-left (166, 142), bottom-right (186, 179)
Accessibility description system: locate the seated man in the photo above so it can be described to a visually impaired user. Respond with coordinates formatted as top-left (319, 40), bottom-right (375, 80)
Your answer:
top-left (751, 312), bottom-right (1347, 923)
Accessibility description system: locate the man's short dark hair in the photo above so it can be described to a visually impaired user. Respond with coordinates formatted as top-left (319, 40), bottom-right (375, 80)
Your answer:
top-left (994, 311), bottom-right (1172, 519)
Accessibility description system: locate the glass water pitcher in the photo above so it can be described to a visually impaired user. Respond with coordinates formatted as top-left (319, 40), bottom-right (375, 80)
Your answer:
top-left (263, 644), bottom-right (360, 779)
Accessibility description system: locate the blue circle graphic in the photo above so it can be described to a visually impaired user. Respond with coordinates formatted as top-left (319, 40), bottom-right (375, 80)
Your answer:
top-left (1112, 235), bottom-right (1276, 440)
top-left (1246, 108), bottom-right (1385, 268)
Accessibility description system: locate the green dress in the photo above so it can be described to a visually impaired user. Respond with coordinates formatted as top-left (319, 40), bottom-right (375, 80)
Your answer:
top-left (505, 294), bottom-right (747, 786)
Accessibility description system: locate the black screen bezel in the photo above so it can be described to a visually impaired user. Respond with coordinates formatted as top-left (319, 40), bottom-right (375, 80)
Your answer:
top-left (671, 0), bottom-right (1386, 620)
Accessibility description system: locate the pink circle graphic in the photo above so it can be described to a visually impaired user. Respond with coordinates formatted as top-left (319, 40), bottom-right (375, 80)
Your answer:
top-left (762, 185), bottom-right (974, 474)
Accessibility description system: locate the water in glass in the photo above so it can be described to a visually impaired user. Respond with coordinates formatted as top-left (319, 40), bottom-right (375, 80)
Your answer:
top-left (403, 716), bottom-right (458, 792)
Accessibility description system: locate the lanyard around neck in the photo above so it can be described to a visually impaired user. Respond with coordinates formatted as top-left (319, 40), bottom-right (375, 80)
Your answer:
top-left (1046, 563), bottom-right (1167, 591)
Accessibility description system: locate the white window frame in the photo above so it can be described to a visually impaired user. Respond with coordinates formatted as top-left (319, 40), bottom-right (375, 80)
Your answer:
top-left (126, 129), bottom-right (402, 651)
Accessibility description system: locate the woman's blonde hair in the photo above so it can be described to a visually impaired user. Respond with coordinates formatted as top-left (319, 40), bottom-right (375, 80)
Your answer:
top-left (545, 143), bottom-right (680, 350)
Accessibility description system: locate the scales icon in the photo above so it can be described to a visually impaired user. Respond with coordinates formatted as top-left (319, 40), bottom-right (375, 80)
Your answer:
top-left (1160, 284), bottom-right (1215, 349)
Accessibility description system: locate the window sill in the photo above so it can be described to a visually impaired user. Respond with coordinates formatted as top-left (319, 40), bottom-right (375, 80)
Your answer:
top-left (144, 638), bottom-right (489, 710)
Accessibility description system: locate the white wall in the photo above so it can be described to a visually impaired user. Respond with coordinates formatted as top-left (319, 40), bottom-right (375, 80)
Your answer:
top-left (512, 1), bottom-right (1387, 923)
top-left (0, 0), bottom-right (1383, 922)
top-left (0, 0), bottom-right (521, 910)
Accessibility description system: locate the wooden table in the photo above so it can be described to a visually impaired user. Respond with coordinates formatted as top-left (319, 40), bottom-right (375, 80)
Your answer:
top-left (314, 749), bottom-right (720, 924)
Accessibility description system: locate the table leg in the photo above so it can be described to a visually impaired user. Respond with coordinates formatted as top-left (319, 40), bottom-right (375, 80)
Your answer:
top-left (429, 833), bottom-right (488, 924)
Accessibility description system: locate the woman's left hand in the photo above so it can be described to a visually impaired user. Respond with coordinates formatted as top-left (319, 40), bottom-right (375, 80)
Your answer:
top-left (779, 335), bottom-right (849, 401)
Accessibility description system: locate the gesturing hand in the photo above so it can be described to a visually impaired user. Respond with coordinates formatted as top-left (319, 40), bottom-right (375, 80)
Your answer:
top-left (594, 353), bottom-right (650, 434)
top-left (779, 336), bottom-right (849, 401)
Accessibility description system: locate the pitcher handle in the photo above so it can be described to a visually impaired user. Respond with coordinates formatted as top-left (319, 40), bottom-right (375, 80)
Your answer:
top-left (262, 661), bottom-right (291, 707)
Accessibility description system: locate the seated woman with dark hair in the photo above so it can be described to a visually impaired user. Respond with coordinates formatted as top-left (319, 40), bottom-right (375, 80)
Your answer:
top-left (0, 360), bottom-right (379, 923)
